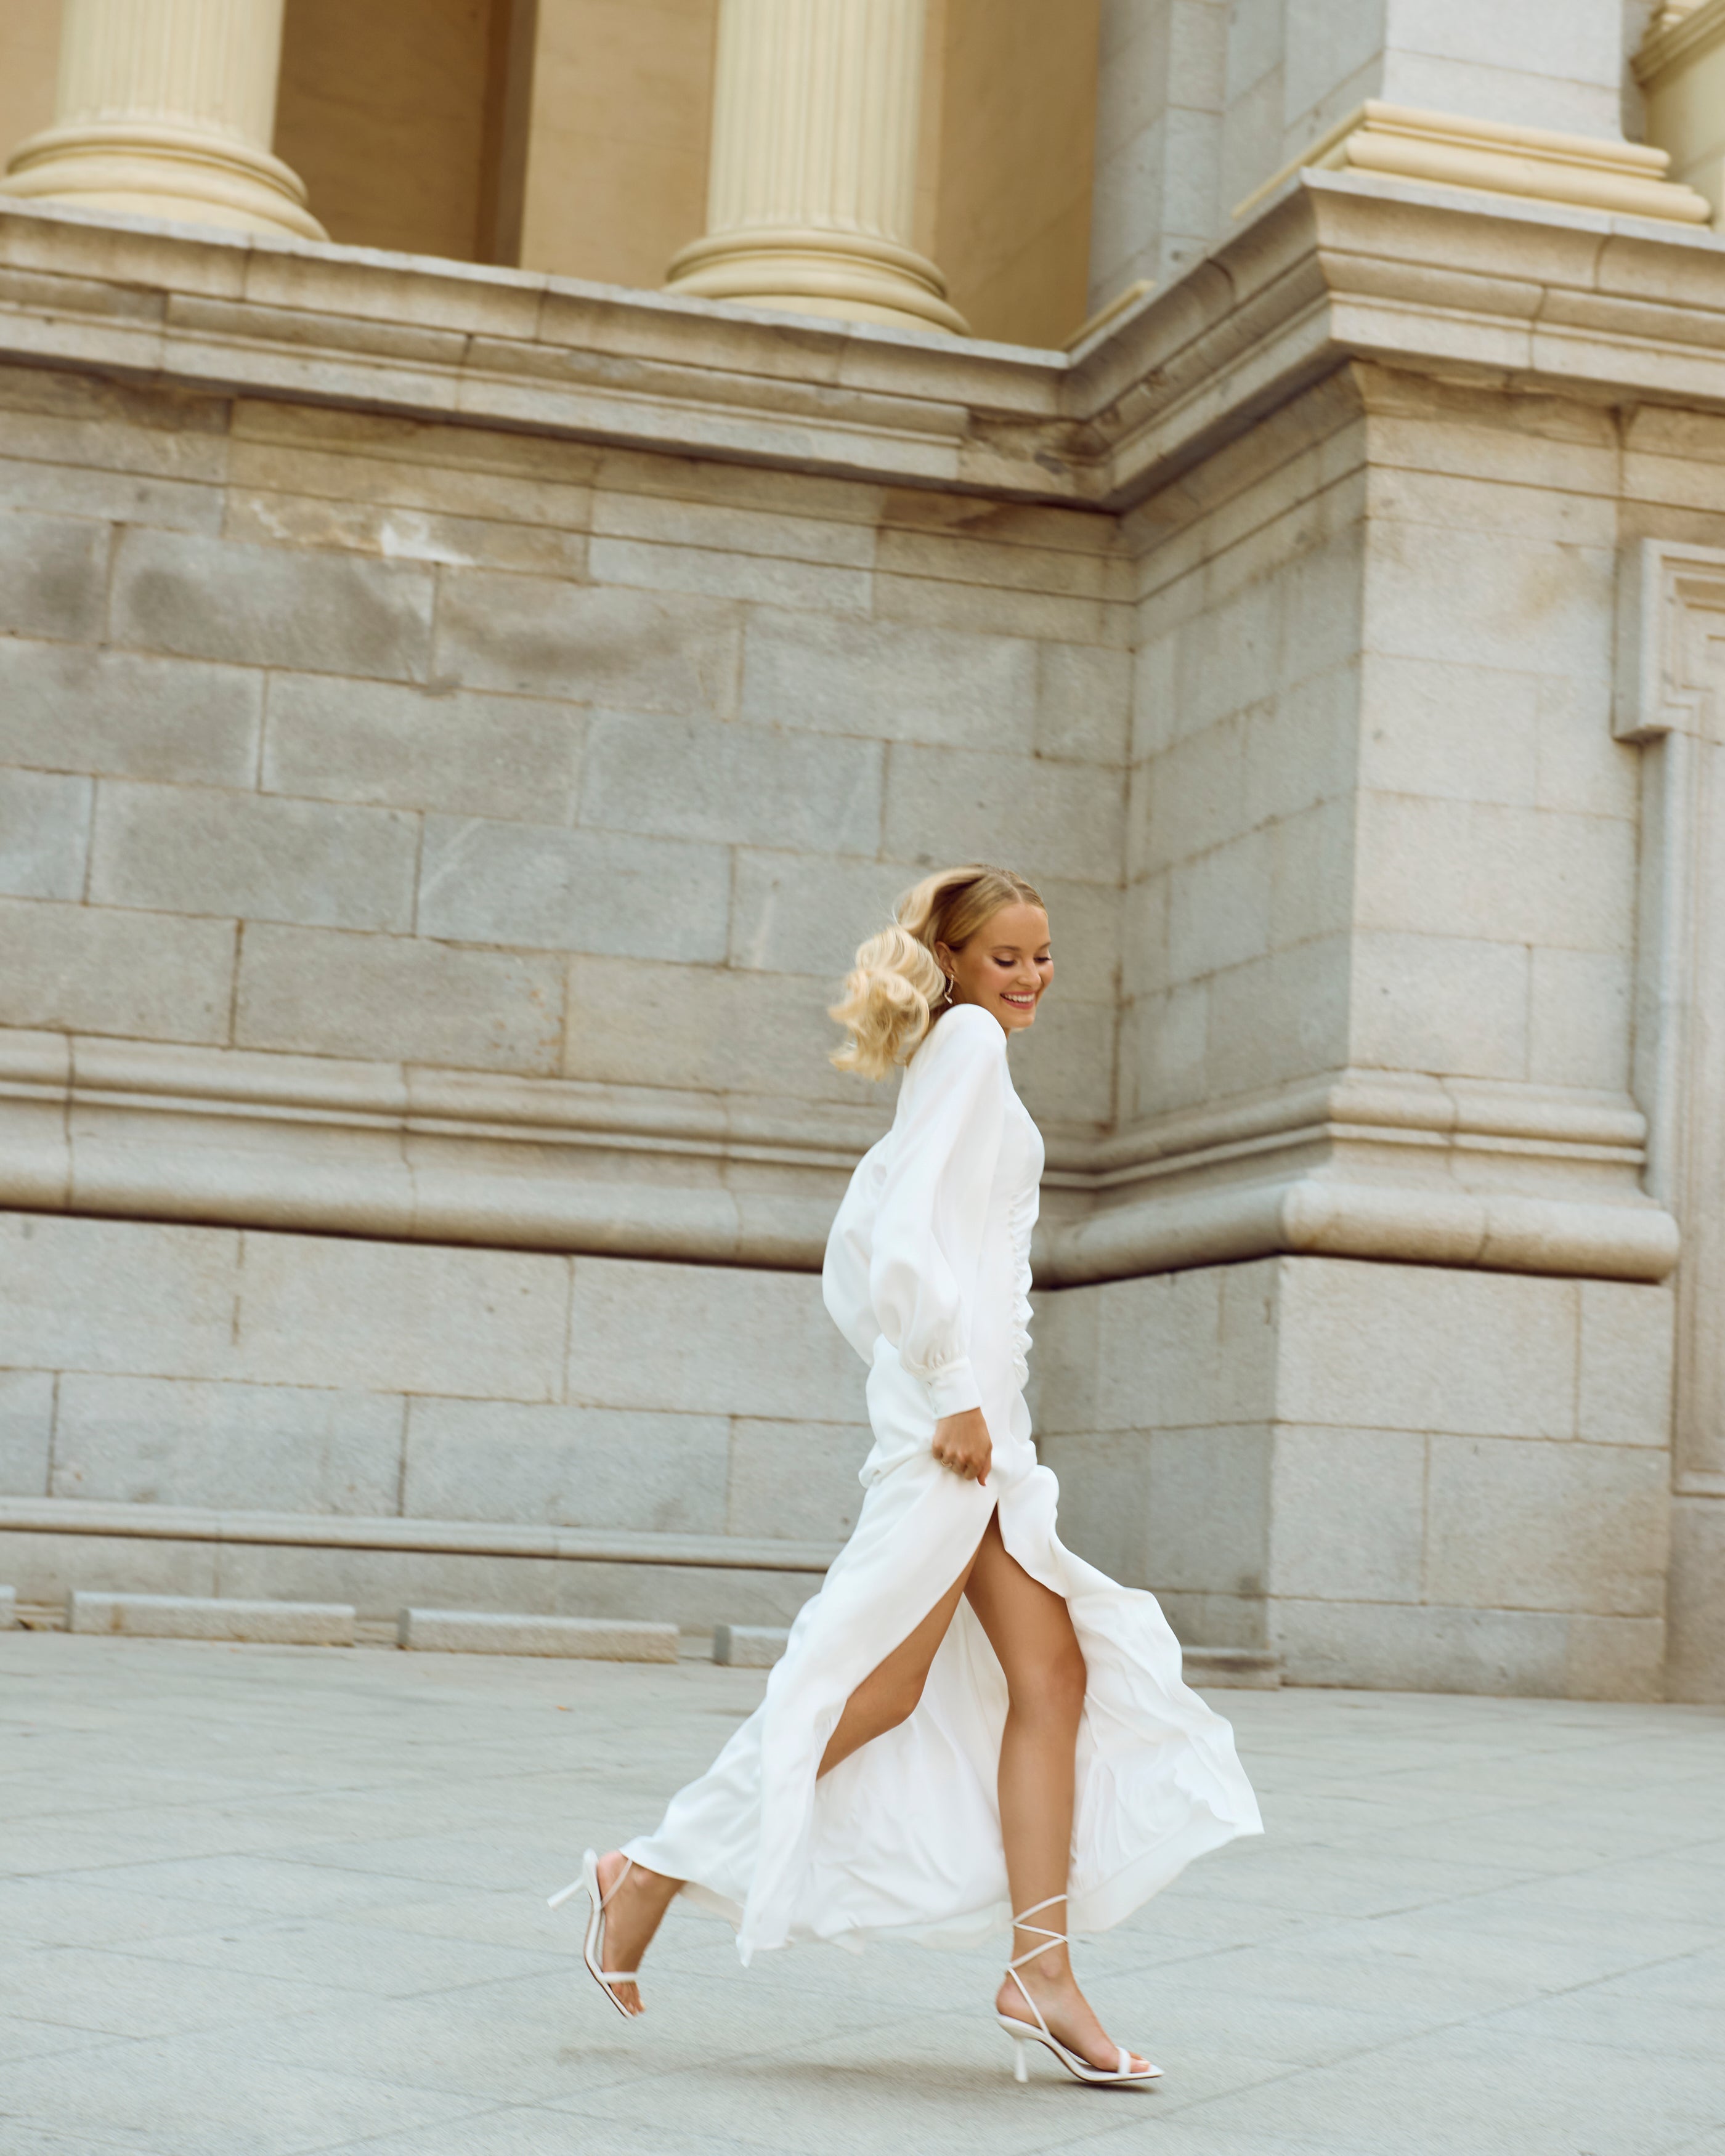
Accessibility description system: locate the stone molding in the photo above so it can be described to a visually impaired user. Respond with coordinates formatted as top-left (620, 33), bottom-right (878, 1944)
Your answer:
top-left (12, 172), bottom-right (1725, 513)
top-left (1636, 0), bottom-right (1725, 92)
top-left (1234, 101), bottom-right (1712, 228)
top-left (1614, 539), bottom-right (1725, 1495)
top-left (0, 1032), bottom-right (1676, 1286)
top-left (0, 1494), bottom-right (841, 1573)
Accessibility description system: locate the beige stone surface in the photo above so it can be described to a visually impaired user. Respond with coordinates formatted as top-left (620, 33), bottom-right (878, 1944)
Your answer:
top-left (397, 1608), bottom-right (680, 1660)
top-left (0, 1368), bottom-right (54, 1497)
top-left (67, 1589), bottom-right (356, 1644)
top-left (1666, 1493), bottom-right (1725, 1701)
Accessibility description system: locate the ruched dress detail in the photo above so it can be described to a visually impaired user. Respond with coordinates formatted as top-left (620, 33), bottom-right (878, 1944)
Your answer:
top-left (622, 1003), bottom-right (1262, 1964)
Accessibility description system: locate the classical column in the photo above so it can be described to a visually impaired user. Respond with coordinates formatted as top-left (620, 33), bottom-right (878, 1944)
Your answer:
top-left (0, 0), bottom-right (325, 241)
top-left (665, 0), bottom-right (965, 334)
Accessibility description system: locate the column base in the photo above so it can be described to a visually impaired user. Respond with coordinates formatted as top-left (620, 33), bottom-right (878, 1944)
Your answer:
top-left (666, 225), bottom-right (967, 336)
top-left (1235, 100), bottom-right (1714, 226)
top-left (1, 120), bottom-right (327, 243)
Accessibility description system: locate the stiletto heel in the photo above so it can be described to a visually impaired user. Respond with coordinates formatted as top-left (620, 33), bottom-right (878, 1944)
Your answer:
top-left (996, 1894), bottom-right (1161, 2086)
top-left (548, 1848), bottom-right (641, 2018)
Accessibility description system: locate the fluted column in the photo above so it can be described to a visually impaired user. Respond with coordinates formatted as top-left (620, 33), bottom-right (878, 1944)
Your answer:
top-left (665, 0), bottom-right (965, 334)
top-left (0, 0), bottom-right (324, 241)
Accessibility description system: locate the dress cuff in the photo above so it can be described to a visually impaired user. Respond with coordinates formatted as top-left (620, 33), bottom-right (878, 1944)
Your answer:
top-left (924, 1358), bottom-right (982, 1419)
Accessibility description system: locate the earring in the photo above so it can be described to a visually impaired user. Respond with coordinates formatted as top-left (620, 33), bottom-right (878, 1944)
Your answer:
top-left (941, 973), bottom-right (955, 1006)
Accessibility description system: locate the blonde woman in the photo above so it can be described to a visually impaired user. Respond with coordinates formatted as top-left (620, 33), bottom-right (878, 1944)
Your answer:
top-left (556, 864), bottom-right (1261, 2086)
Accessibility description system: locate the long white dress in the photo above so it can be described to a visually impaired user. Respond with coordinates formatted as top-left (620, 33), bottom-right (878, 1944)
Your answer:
top-left (623, 1003), bottom-right (1262, 1963)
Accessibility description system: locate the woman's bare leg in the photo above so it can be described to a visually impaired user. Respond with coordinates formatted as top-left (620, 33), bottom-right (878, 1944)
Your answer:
top-left (595, 1531), bottom-right (984, 2014)
top-left (964, 1514), bottom-right (1150, 2075)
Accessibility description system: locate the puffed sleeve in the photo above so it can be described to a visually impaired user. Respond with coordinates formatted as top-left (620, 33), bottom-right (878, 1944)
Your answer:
top-left (867, 1005), bottom-right (1007, 1420)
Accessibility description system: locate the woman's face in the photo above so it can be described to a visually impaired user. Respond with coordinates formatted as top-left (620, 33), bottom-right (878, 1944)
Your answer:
top-left (937, 903), bottom-right (1053, 1034)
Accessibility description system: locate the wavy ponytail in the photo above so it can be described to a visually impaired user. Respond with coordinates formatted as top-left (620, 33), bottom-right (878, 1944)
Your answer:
top-left (829, 862), bottom-right (1046, 1080)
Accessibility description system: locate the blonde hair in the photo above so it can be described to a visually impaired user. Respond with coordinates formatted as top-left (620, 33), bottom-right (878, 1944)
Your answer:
top-left (829, 862), bottom-right (1047, 1080)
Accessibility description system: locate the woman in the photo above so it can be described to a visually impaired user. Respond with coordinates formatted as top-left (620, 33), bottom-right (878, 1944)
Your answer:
top-left (556, 864), bottom-right (1262, 2085)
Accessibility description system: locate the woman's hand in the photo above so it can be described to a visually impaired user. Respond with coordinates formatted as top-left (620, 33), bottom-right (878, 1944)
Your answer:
top-left (932, 1406), bottom-right (992, 1485)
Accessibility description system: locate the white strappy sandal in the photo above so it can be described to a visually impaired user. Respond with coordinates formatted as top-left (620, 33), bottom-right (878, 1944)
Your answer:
top-left (997, 1894), bottom-right (1163, 2086)
top-left (548, 1847), bottom-right (639, 2018)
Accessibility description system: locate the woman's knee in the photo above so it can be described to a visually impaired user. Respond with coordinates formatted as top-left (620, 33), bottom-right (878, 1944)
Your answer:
top-left (1010, 1640), bottom-right (1087, 1724)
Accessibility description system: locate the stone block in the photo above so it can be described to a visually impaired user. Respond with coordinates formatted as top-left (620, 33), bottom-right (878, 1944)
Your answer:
top-left (0, 896), bottom-right (234, 1045)
top-left (1180, 1647), bottom-right (1282, 1691)
top-left (90, 782), bottom-right (418, 932)
top-left (111, 529), bottom-right (435, 681)
top-left (740, 608), bottom-right (1039, 752)
top-left (1269, 1425), bottom-right (1427, 1603)
top-left (0, 1584), bottom-right (14, 1628)
top-left (1121, 978), bottom-right (1209, 1119)
top-left (1175, 577), bottom-right (1278, 736)
top-left (1244, 665), bottom-right (1359, 828)
top-left (1576, 1284), bottom-right (1674, 1450)
top-left (417, 817), bottom-right (729, 961)
top-left (262, 675), bottom-right (585, 824)
top-left (1206, 934), bottom-right (1352, 1098)
top-left (0, 509), bottom-right (109, 642)
top-left (1425, 1435), bottom-right (1669, 1618)
top-left (0, 641), bottom-right (262, 787)
top-left (588, 535), bottom-right (870, 614)
top-left (1142, 1424), bottom-right (1273, 1595)
top-left (579, 713), bottom-right (882, 855)
top-left (231, 1231), bottom-right (569, 1401)
top-left (1267, 796), bottom-right (1356, 952)
top-left (1355, 793), bottom-right (1635, 954)
top-left (0, 769), bottom-right (92, 901)
top-left (1167, 829), bottom-right (1272, 981)
top-left (1276, 1258), bottom-right (1578, 1440)
top-left (1561, 1614), bottom-right (1667, 1704)
top-left (0, 1212), bottom-right (240, 1380)
top-left (0, 447), bottom-right (220, 534)
top-left (1003, 995), bottom-right (1117, 1129)
top-left (729, 851), bottom-right (916, 976)
top-left (1275, 1597), bottom-right (1570, 1695)
top-left (224, 488), bottom-right (588, 579)
top-left (0, 1370), bottom-right (54, 1497)
top-left (236, 923), bottom-right (563, 1074)
top-left (726, 1419), bottom-right (866, 1543)
top-left (567, 1257), bottom-right (858, 1423)
top-left (883, 745), bottom-right (1124, 886)
top-left (1349, 930), bottom-right (1530, 1082)
top-left (1527, 947), bottom-right (1631, 1092)
top-left (49, 1374), bottom-right (404, 1515)
top-left (0, 1525), bottom-right (219, 1606)
top-left (1666, 1495), bottom-right (1725, 1703)
top-left (434, 570), bottom-right (741, 716)
top-left (1034, 642), bottom-right (1132, 766)
top-left (712, 1623), bottom-right (789, 1667)
top-left (592, 484), bottom-right (874, 567)
top-left (1138, 715), bottom-right (1249, 873)
top-left (562, 955), bottom-right (848, 1101)
top-left (402, 1398), bottom-right (729, 1534)
top-left (1363, 521), bottom-right (1612, 681)
top-left (67, 1591), bottom-right (356, 1645)
top-left (397, 1608), bottom-right (679, 1660)
top-left (1535, 673), bottom-right (1636, 821)
top-left (1035, 1430), bottom-right (1153, 1585)
top-left (1359, 654), bottom-right (1540, 808)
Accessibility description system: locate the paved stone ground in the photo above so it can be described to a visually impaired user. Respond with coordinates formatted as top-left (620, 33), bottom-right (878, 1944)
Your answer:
top-left (1, 1632), bottom-right (1723, 2156)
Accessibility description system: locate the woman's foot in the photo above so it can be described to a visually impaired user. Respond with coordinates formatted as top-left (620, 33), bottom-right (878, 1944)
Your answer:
top-left (593, 1850), bottom-right (678, 2016)
top-left (996, 1960), bottom-right (1153, 2077)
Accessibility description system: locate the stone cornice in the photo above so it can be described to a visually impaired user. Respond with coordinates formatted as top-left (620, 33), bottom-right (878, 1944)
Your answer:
top-left (0, 1494), bottom-right (842, 1573)
top-left (0, 1033), bottom-right (1677, 1284)
top-left (11, 176), bottom-right (1725, 513)
top-left (1636, 0), bottom-right (1725, 89)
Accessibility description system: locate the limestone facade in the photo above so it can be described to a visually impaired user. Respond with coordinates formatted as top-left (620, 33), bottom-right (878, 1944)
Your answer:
top-left (0, 2), bottom-right (1721, 1700)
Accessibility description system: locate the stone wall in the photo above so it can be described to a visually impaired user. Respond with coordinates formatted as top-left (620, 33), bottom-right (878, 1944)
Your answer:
top-left (0, 180), bottom-right (1720, 1697)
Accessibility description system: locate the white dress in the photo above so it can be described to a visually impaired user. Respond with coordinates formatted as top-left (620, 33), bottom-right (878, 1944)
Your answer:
top-left (623, 1003), bottom-right (1262, 1963)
